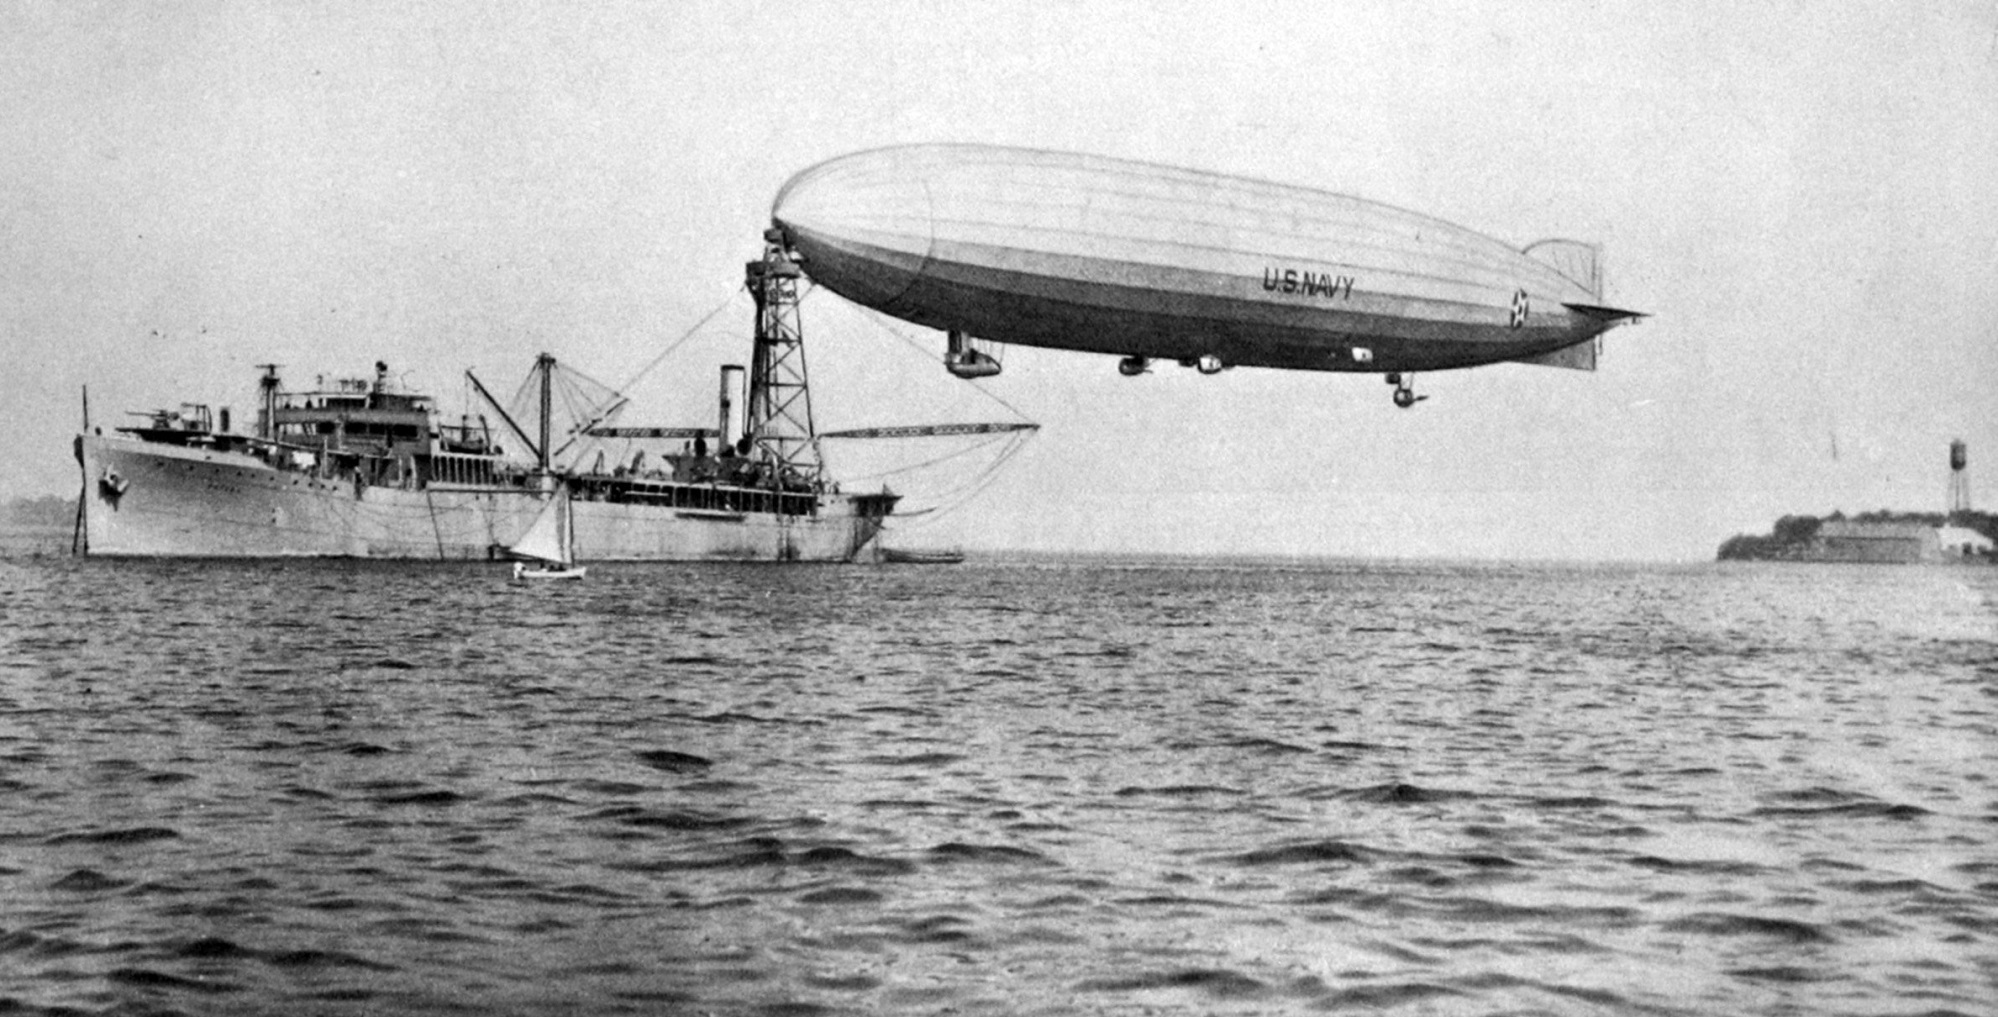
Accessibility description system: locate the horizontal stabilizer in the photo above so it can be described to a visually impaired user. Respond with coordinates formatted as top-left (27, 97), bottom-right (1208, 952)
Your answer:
top-left (1510, 339), bottom-right (1598, 372)
top-left (1562, 302), bottom-right (1645, 324)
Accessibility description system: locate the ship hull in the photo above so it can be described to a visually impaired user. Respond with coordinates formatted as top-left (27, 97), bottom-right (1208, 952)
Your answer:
top-left (77, 433), bottom-right (889, 562)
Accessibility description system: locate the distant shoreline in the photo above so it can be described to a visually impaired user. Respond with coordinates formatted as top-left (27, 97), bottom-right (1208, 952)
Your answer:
top-left (1718, 511), bottom-right (1996, 564)
top-left (0, 524), bottom-right (72, 558)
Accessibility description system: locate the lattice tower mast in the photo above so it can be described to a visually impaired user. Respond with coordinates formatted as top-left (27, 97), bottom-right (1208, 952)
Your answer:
top-left (744, 228), bottom-right (822, 485)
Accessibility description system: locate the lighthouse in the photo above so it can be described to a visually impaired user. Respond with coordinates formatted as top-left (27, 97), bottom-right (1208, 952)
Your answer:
top-left (1947, 439), bottom-right (1970, 518)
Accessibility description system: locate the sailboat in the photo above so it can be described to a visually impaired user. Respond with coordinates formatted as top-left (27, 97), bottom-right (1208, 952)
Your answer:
top-left (508, 488), bottom-right (587, 580)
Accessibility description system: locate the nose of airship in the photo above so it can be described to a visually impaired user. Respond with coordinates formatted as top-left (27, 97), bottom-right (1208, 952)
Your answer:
top-left (771, 147), bottom-right (940, 313)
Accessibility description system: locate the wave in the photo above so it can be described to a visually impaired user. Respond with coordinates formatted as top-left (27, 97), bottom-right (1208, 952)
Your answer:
top-left (1520, 794), bottom-right (1620, 809)
top-left (372, 787), bottom-right (467, 806)
top-left (1219, 736), bottom-right (1313, 754)
top-left (1112, 784), bottom-right (1242, 798)
top-left (690, 710), bottom-right (810, 725)
top-left (1318, 981), bottom-right (1466, 1008)
top-left (1661, 912), bottom-right (1834, 943)
top-left (1419, 896), bottom-right (1641, 927)
top-left (1448, 972), bottom-right (1634, 1008)
top-left (1751, 800), bottom-right (1930, 820)
top-left (1408, 931), bottom-right (1610, 956)
top-left (1320, 739), bottom-right (1405, 752)
top-left (1306, 782), bottom-right (1474, 805)
top-left (1223, 839), bottom-right (1373, 867)
top-left (1074, 967), bottom-right (1270, 999)
top-left (44, 826), bottom-right (179, 845)
top-left (796, 886), bottom-right (885, 905)
top-left (109, 966), bottom-right (239, 994)
top-left (927, 842), bottom-right (1054, 866)
top-left (1626, 854), bottom-right (1769, 876)
top-left (569, 779), bottom-right (653, 795)
top-left (897, 914), bottom-right (977, 944)
top-left (175, 936), bottom-right (254, 959)
top-left (0, 929), bottom-right (90, 958)
top-left (596, 807), bottom-right (750, 832)
top-left (1727, 964), bottom-right (1832, 983)
top-left (855, 704), bottom-right (936, 717)
top-left (791, 846), bottom-right (920, 875)
top-left (266, 947), bottom-right (395, 970)
top-left (51, 868), bottom-right (129, 892)
top-left (633, 749), bottom-right (713, 772)
top-left (865, 751), bottom-right (966, 766)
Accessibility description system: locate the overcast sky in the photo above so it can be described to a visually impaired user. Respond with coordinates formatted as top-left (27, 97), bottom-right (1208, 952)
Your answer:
top-left (5, 1), bottom-right (1994, 560)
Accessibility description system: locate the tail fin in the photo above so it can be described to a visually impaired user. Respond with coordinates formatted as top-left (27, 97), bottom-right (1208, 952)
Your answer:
top-left (1511, 339), bottom-right (1598, 372)
top-left (1561, 302), bottom-right (1645, 324)
top-left (1521, 239), bottom-right (1602, 298)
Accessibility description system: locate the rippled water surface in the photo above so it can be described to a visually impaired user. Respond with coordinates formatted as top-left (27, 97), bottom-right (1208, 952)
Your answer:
top-left (2, 555), bottom-right (1995, 1015)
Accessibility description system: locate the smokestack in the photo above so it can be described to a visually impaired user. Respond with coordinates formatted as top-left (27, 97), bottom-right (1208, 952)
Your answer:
top-left (719, 365), bottom-right (744, 449)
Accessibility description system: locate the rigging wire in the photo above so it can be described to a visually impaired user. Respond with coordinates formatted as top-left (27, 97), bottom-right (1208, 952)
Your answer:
top-left (492, 357), bottom-right (634, 469)
top-left (838, 432), bottom-right (1017, 483)
top-left (889, 430), bottom-right (1035, 530)
top-left (803, 288), bottom-right (1038, 426)
top-left (616, 290), bottom-right (747, 396)
top-left (791, 286), bottom-right (1043, 528)
top-left (460, 276), bottom-right (1037, 523)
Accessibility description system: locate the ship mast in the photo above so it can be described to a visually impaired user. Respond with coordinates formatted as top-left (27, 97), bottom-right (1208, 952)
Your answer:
top-left (537, 352), bottom-right (554, 474)
top-left (744, 228), bottom-right (820, 486)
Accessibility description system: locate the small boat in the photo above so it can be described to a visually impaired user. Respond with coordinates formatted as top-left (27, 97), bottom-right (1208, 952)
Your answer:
top-left (508, 488), bottom-right (588, 580)
top-left (880, 547), bottom-right (965, 565)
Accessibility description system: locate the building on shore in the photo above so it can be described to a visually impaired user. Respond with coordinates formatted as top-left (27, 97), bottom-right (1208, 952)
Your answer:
top-left (1937, 525), bottom-right (1995, 559)
top-left (1717, 441), bottom-right (1997, 564)
top-left (1811, 520), bottom-right (1991, 563)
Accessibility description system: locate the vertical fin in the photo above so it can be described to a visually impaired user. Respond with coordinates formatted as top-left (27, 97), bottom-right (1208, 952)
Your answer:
top-left (1521, 239), bottom-right (1602, 299)
top-left (1510, 340), bottom-right (1598, 371)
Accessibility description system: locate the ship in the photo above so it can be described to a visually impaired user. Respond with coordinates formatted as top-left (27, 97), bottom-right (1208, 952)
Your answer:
top-left (73, 232), bottom-right (1028, 561)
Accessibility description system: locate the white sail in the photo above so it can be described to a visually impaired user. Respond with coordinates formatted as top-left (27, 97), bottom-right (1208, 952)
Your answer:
top-left (508, 493), bottom-right (569, 565)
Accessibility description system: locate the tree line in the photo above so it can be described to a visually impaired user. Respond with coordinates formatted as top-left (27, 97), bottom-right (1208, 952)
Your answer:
top-left (1717, 510), bottom-right (1998, 560)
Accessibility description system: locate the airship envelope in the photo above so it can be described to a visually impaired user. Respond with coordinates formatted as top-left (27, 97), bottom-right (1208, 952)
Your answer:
top-left (773, 144), bottom-right (1639, 378)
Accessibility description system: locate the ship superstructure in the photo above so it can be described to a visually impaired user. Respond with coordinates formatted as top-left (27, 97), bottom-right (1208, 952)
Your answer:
top-left (74, 235), bottom-right (910, 561)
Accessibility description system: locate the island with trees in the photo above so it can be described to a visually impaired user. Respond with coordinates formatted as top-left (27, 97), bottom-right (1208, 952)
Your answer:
top-left (1718, 510), bottom-right (1997, 563)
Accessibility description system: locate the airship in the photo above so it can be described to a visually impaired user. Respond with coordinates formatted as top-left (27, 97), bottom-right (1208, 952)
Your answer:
top-left (771, 144), bottom-right (1642, 407)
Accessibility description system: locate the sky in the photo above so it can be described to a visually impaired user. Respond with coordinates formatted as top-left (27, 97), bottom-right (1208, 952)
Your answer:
top-left (4, 1), bottom-right (1995, 561)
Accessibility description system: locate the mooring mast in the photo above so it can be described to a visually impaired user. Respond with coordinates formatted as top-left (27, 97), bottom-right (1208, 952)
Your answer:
top-left (744, 228), bottom-right (821, 487)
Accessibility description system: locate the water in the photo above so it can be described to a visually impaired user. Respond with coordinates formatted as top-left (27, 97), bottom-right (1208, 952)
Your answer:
top-left (2, 555), bottom-right (1994, 1015)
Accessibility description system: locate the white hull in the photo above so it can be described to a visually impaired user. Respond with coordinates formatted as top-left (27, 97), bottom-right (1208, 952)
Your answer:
top-left (515, 564), bottom-right (588, 580)
top-left (77, 433), bottom-right (890, 562)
